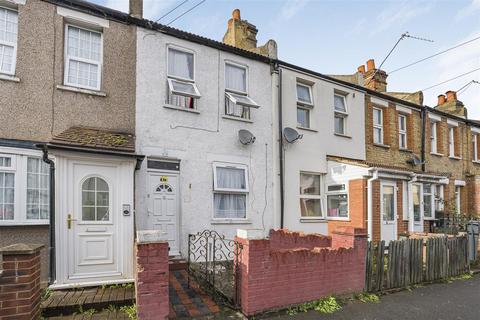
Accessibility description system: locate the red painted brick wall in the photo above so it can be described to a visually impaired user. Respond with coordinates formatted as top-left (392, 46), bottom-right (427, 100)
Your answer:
top-left (236, 228), bottom-right (367, 316)
top-left (135, 242), bottom-right (169, 320)
top-left (0, 244), bottom-right (43, 320)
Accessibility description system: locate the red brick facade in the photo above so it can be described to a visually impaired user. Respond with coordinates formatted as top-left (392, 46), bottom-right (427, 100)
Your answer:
top-left (235, 228), bottom-right (367, 316)
top-left (0, 244), bottom-right (43, 320)
top-left (135, 241), bottom-right (169, 320)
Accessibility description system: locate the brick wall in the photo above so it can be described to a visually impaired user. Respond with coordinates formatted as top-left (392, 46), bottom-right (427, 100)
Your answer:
top-left (235, 228), bottom-right (367, 316)
top-left (135, 241), bottom-right (169, 320)
top-left (0, 243), bottom-right (43, 320)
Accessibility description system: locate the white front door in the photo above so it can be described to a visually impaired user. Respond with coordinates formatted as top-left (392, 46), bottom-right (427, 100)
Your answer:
top-left (412, 183), bottom-right (424, 232)
top-left (147, 172), bottom-right (180, 255)
top-left (66, 163), bottom-right (122, 282)
top-left (380, 182), bottom-right (397, 243)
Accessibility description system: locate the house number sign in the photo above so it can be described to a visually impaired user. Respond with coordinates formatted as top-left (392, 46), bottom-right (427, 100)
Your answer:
top-left (160, 176), bottom-right (168, 182)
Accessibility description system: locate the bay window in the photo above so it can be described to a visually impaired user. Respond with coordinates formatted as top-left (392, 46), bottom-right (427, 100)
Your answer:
top-left (296, 83), bottom-right (313, 128)
top-left (434, 184), bottom-right (444, 211)
top-left (0, 7), bottom-right (18, 75)
top-left (373, 108), bottom-right (383, 144)
top-left (64, 25), bottom-right (102, 90)
top-left (423, 184), bottom-right (433, 219)
top-left (334, 94), bottom-right (348, 135)
top-left (327, 184), bottom-right (348, 219)
top-left (299, 173), bottom-right (322, 218)
top-left (213, 164), bottom-right (248, 219)
top-left (224, 62), bottom-right (259, 120)
top-left (26, 158), bottom-right (50, 220)
top-left (167, 46), bottom-right (201, 109)
top-left (0, 155), bottom-right (14, 221)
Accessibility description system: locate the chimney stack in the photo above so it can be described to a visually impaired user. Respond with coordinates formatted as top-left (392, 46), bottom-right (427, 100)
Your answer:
top-left (437, 94), bottom-right (446, 106)
top-left (446, 90), bottom-right (457, 102)
top-left (362, 59), bottom-right (388, 92)
top-left (129, 0), bottom-right (143, 19)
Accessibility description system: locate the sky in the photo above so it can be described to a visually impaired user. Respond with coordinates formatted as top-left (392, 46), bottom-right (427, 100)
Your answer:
top-left (92, 0), bottom-right (480, 119)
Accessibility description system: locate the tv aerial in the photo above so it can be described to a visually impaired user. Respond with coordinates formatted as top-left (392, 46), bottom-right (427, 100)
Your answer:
top-left (407, 154), bottom-right (425, 166)
top-left (283, 127), bottom-right (303, 143)
top-left (238, 129), bottom-right (256, 145)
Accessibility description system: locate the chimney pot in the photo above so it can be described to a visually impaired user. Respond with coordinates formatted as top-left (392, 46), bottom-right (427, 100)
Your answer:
top-left (129, 0), bottom-right (143, 19)
top-left (446, 90), bottom-right (457, 102)
top-left (366, 59), bottom-right (375, 71)
top-left (357, 65), bottom-right (366, 74)
top-left (232, 9), bottom-right (241, 20)
top-left (437, 94), bottom-right (446, 106)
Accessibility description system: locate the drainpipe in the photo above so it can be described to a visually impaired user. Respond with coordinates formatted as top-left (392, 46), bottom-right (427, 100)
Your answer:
top-left (421, 107), bottom-right (426, 172)
top-left (278, 66), bottom-right (285, 229)
top-left (367, 170), bottom-right (379, 241)
top-left (407, 174), bottom-right (418, 233)
top-left (39, 145), bottom-right (56, 285)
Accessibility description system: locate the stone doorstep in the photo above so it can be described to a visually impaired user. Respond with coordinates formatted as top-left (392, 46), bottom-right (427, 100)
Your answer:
top-left (41, 286), bottom-right (135, 317)
top-left (169, 256), bottom-right (188, 271)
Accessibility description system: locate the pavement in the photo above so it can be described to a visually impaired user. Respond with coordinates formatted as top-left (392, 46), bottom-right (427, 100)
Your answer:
top-left (266, 275), bottom-right (480, 320)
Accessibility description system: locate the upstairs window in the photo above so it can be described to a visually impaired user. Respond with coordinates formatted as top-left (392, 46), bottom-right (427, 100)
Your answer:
top-left (448, 126), bottom-right (459, 158)
top-left (430, 121), bottom-right (437, 153)
top-left (0, 7), bottom-right (18, 75)
top-left (213, 164), bottom-right (248, 219)
top-left (398, 114), bottom-right (407, 149)
top-left (296, 83), bottom-right (313, 128)
top-left (167, 47), bottom-right (201, 109)
top-left (65, 25), bottom-right (102, 91)
top-left (334, 94), bottom-right (348, 135)
top-left (472, 133), bottom-right (479, 162)
top-left (299, 173), bottom-right (322, 218)
top-left (224, 62), bottom-right (259, 120)
top-left (373, 108), bottom-right (383, 144)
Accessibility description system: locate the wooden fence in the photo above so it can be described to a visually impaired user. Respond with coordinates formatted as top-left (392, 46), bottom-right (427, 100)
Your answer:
top-left (366, 236), bottom-right (469, 292)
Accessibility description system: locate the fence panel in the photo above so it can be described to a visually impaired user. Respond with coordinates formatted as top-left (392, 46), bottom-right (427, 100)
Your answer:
top-left (366, 236), bottom-right (469, 292)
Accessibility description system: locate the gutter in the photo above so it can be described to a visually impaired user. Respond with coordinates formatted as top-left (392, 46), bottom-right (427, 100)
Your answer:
top-left (38, 144), bottom-right (56, 285)
top-left (421, 107), bottom-right (426, 172)
top-left (278, 66), bottom-right (285, 228)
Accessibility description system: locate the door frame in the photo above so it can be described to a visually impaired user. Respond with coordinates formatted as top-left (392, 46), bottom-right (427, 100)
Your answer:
top-left (380, 180), bottom-right (398, 242)
top-left (146, 169), bottom-right (181, 256)
top-left (52, 152), bottom-right (135, 289)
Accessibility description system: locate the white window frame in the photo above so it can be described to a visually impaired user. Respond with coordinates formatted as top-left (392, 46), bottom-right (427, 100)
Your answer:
top-left (334, 93), bottom-right (348, 135)
top-left (299, 172), bottom-right (324, 219)
top-left (0, 149), bottom-right (52, 226)
top-left (296, 82), bottom-right (313, 129)
top-left (434, 184), bottom-right (444, 212)
top-left (398, 114), bottom-right (407, 149)
top-left (224, 61), bottom-right (259, 120)
top-left (63, 24), bottom-right (103, 91)
top-left (373, 107), bottom-right (384, 144)
top-left (455, 186), bottom-right (462, 215)
top-left (326, 183), bottom-right (349, 220)
top-left (167, 44), bottom-right (196, 82)
top-left (449, 126), bottom-right (455, 157)
top-left (430, 121), bottom-right (438, 154)
top-left (212, 163), bottom-right (249, 220)
top-left (423, 183), bottom-right (434, 220)
top-left (0, 6), bottom-right (18, 76)
top-left (167, 78), bottom-right (201, 98)
top-left (472, 133), bottom-right (479, 162)
top-left (225, 61), bottom-right (248, 95)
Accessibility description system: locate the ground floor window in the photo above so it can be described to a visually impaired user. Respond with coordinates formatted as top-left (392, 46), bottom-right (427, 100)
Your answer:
top-left (412, 184), bottom-right (421, 222)
top-left (299, 173), bottom-right (322, 218)
top-left (382, 184), bottom-right (395, 222)
top-left (423, 184), bottom-right (433, 219)
top-left (327, 184), bottom-right (348, 219)
top-left (455, 186), bottom-right (462, 215)
top-left (213, 163), bottom-right (248, 219)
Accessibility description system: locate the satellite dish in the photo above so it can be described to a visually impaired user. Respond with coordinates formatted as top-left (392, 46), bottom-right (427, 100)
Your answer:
top-left (238, 129), bottom-right (256, 145)
top-left (283, 127), bottom-right (303, 143)
top-left (407, 154), bottom-right (424, 166)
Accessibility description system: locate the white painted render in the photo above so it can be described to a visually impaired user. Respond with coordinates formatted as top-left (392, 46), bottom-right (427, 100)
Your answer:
top-left (135, 27), bottom-right (275, 256)
top-left (279, 68), bottom-right (366, 234)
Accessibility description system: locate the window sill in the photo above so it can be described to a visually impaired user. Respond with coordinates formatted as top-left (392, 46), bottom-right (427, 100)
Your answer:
top-left (326, 217), bottom-right (350, 221)
top-left (222, 115), bottom-right (253, 123)
top-left (374, 143), bottom-right (390, 149)
top-left (430, 152), bottom-right (444, 157)
top-left (210, 219), bottom-right (252, 225)
top-left (300, 218), bottom-right (327, 223)
top-left (449, 156), bottom-right (462, 161)
top-left (297, 126), bottom-right (317, 133)
top-left (163, 104), bottom-right (200, 114)
top-left (0, 74), bottom-right (20, 83)
top-left (334, 133), bottom-right (351, 139)
top-left (0, 221), bottom-right (49, 226)
top-left (473, 160), bottom-right (480, 165)
top-left (399, 148), bottom-right (412, 153)
top-left (57, 85), bottom-right (107, 97)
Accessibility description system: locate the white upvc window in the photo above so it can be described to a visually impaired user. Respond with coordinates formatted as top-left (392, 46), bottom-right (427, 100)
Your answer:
top-left (326, 184), bottom-right (348, 220)
top-left (167, 46), bottom-right (201, 109)
top-left (423, 184), bottom-right (434, 219)
top-left (430, 121), bottom-right (437, 153)
top-left (0, 151), bottom-right (50, 225)
top-left (434, 184), bottom-right (444, 212)
top-left (64, 25), bottom-right (102, 91)
top-left (455, 186), bottom-right (462, 215)
top-left (296, 82), bottom-right (313, 129)
top-left (334, 93), bottom-right (348, 135)
top-left (0, 7), bottom-right (18, 75)
top-left (449, 126), bottom-right (455, 157)
top-left (472, 133), bottom-right (479, 162)
top-left (373, 107), bottom-right (383, 144)
top-left (299, 172), bottom-right (323, 218)
top-left (398, 114), bottom-right (407, 149)
top-left (224, 62), bottom-right (259, 120)
top-left (213, 163), bottom-right (248, 219)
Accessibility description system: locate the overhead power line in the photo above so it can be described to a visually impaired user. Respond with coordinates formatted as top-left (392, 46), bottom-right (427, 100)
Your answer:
top-left (155, 0), bottom-right (190, 22)
top-left (166, 0), bottom-right (207, 26)
top-left (389, 34), bottom-right (480, 74)
top-left (421, 67), bottom-right (480, 92)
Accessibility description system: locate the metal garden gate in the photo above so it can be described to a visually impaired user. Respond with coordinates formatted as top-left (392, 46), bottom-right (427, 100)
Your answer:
top-left (187, 230), bottom-right (243, 308)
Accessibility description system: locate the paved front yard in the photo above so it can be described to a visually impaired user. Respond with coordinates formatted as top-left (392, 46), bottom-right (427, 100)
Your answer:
top-left (268, 274), bottom-right (480, 320)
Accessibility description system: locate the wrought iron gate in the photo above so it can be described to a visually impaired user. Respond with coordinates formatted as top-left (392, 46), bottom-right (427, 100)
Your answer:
top-left (187, 230), bottom-right (243, 308)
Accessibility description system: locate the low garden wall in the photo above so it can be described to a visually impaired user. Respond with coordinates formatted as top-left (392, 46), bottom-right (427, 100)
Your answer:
top-left (235, 227), bottom-right (367, 316)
